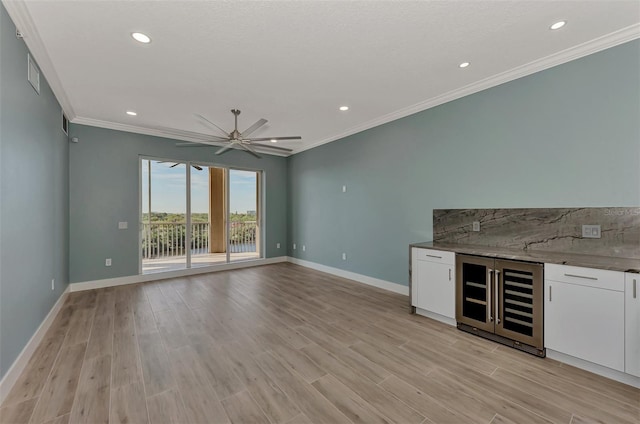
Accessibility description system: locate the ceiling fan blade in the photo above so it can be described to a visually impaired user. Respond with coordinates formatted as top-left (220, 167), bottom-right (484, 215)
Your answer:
top-left (247, 136), bottom-right (302, 142)
top-left (242, 118), bottom-right (268, 137)
top-left (175, 142), bottom-right (210, 147)
top-left (195, 114), bottom-right (229, 138)
top-left (152, 125), bottom-right (228, 142)
top-left (239, 143), bottom-right (261, 159)
top-left (192, 165), bottom-right (203, 171)
top-left (176, 140), bottom-right (227, 147)
top-left (215, 144), bottom-right (235, 155)
top-left (249, 143), bottom-right (293, 152)
top-left (170, 163), bottom-right (179, 168)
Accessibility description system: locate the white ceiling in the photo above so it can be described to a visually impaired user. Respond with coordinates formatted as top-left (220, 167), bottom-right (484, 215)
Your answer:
top-left (5, 1), bottom-right (640, 155)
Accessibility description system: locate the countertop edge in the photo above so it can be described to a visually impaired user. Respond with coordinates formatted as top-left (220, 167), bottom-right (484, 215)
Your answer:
top-left (410, 242), bottom-right (640, 274)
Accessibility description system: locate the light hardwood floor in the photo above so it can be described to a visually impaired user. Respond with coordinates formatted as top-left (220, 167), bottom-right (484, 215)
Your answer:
top-left (1, 263), bottom-right (638, 424)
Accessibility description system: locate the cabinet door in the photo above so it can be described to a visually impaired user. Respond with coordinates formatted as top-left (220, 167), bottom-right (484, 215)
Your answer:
top-left (545, 280), bottom-right (624, 371)
top-left (415, 260), bottom-right (455, 319)
top-left (625, 273), bottom-right (640, 377)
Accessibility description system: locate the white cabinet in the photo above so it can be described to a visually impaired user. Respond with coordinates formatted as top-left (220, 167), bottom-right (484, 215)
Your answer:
top-left (625, 273), bottom-right (640, 377)
top-left (544, 264), bottom-right (625, 372)
top-left (411, 248), bottom-right (455, 320)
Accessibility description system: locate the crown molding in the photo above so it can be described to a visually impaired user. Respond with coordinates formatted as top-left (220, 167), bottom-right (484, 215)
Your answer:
top-left (2, 0), bottom-right (76, 120)
top-left (292, 23), bottom-right (640, 155)
top-left (72, 116), bottom-right (291, 157)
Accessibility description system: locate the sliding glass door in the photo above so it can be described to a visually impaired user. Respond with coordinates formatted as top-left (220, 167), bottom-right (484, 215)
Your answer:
top-left (229, 169), bottom-right (260, 262)
top-left (140, 158), bottom-right (262, 274)
top-left (141, 160), bottom-right (187, 273)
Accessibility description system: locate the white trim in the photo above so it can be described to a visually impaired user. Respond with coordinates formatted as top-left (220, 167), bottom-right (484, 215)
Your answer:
top-left (69, 256), bottom-right (288, 292)
top-left (294, 23), bottom-right (640, 154)
top-left (287, 257), bottom-right (409, 296)
top-left (2, 0), bottom-right (76, 119)
top-left (0, 286), bottom-right (70, 404)
top-left (415, 308), bottom-right (456, 327)
top-left (546, 349), bottom-right (640, 389)
top-left (71, 117), bottom-right (291, 157)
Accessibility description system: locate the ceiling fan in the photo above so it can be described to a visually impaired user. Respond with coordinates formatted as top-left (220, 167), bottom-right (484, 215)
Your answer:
top-left (176, 109), bottom-right (302, 158)
top-left (156, 161), bottom-right (202, 171)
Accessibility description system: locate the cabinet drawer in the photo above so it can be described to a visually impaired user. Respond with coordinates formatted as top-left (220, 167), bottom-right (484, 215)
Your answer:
top-left (545, 263), bottom-right (624, 292)
top-left (413, 248), bottom-right (455, 265)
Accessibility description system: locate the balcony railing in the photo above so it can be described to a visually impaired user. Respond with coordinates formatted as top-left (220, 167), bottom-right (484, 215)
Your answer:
top-left (142, 221), bottom-right (257, 259)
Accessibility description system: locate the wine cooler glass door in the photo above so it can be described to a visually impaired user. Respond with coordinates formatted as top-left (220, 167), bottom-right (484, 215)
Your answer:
top-left (456, 255), bottom-right (495, 332)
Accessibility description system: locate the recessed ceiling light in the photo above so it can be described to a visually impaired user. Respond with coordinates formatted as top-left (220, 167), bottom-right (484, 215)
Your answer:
top-left (131, 32), bottom-right (151, 43)
top-left (550, 21), bottom-right (566, 30)
top-left (126, 111), bottom-right (137, 116)
top-left (339, 106), bottom-right (349, 111)
top-left (459, 62), bottom-right (470, 68)
top-left (270, 139), bottom-right (278, 143)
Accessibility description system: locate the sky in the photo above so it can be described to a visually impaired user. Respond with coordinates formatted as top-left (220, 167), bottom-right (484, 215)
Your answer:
top-left (141, 160), bottom-right (257, 214)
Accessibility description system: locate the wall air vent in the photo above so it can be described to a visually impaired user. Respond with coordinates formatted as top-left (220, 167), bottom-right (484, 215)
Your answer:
top-left (27, 53), bottom-right (40, 94)
top-left (62, 112), bottom-right (69, 135)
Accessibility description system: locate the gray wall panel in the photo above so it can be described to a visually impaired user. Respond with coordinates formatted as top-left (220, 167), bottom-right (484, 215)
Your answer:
top-left (0, 4), bottom-right (69, 378)
top-left (287, 40), bottom-right (640, 286)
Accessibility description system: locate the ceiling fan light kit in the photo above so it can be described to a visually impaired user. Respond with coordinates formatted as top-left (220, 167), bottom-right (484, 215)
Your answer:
top-left (178, 109), bottom-right (302, 158)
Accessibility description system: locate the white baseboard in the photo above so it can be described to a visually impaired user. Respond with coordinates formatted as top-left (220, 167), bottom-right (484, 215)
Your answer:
top-left (546, 349), bottom-right (640, 389)
top-left (69, 256), bottom-right (288, 292)
top-left (287, 257), bottom-right (409, 296)
top-left (415, 308), bottom-right (456, 327)
top-left (0, 286), bottom-right (70, 404)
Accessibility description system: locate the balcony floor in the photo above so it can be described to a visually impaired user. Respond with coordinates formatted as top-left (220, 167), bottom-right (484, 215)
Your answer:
top-left (143, 251), bottom-right (260, 274)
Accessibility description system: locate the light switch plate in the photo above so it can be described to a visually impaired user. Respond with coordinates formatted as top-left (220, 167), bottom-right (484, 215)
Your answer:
top-left (582, 224), bottom-right (601, 239)
top-left (118, 221), bottom-right (128, 229)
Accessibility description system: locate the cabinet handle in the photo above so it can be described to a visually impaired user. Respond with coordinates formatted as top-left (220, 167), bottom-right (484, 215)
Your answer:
top-left (634, 279), bottom-right (637, 299)
top-left (564, 273), bottom-right (597, 281)
top-left (549, 285), bottom-right (552, 302)
top-left (425, 254), bottom-right (442, 259)
top-left (449, 268), bottom-right (452, 281)
top-left (487, 268), bottom-right (493, 322)
top-left (495, 270), bottom-right (501, 324)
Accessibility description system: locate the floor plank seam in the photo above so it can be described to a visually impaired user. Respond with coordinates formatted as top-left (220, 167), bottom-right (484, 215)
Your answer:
top-left (24, 301), bottom-right (74, 424)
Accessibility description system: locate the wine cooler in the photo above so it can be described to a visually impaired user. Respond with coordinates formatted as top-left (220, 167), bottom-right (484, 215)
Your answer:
top-left (456, 254), bottom-right (544, 356)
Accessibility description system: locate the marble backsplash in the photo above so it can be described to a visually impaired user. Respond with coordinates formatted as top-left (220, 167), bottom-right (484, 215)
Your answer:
top-left (433, 207), bottom-right (640, 259)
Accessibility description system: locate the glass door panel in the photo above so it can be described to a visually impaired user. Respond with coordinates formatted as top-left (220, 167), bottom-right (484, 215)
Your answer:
top-left (456, 255), bottom-right (494, 332)
top-left (190, 165), bottom-right (227, 268)
top-left (141, 159), bottom-right (187, 274)
top-left (229, 169), bottom-right (260, 262)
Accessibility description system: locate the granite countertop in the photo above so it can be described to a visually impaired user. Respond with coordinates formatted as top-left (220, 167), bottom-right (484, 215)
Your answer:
top-left (410, 241), bottom-right (640, 273)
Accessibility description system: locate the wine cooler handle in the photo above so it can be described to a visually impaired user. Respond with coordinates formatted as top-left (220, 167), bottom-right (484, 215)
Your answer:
top-left (549, 285), bottom-right (552, 302)
top-left (488, 268), bottom-right (493, 322)
top-left (449, 268), bottom-right (452, 281)
top-left (495, 270), bottom-right (501, 324)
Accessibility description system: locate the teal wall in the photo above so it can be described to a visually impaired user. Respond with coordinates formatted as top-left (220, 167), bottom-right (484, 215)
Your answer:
top-left (287, 40), bottom-right (640, 286)
top-left (0, 5), bottom-right (69, 378)
top-left (68, 125), bottom-right (288, 283)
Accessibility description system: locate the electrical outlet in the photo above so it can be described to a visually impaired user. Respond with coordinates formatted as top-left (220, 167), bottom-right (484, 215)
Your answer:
top-left (302, 245), bottom-right (306, 252)
top-left (582, 225), bottom-right (601, 239)
top-left (105, 258), bottom-right (112, 267)
top-left (51, 279), bottom-right (55, 291)
top-left (276, 243), bottom-right (281, 249)
top-left (472, 221), bottom-right (480, 232)
top-left (293, 243), bottom-right (296, 250)
top-left (118, 221), bottom-right (128, 229)
top-left (342, 253), bottom-right (347, 261)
